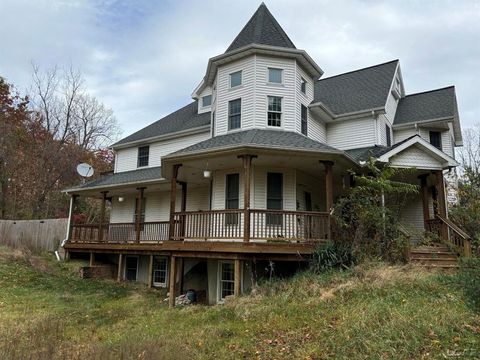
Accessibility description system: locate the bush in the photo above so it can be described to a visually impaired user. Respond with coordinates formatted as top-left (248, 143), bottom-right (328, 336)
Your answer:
top-left (457, 257), bottom-right (480, 312)
top-left (310, 241), bottom-right (355, 273)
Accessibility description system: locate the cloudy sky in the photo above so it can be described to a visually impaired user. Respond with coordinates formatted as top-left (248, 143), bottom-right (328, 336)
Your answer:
top-left (1, 0), bottom-right (479, 141)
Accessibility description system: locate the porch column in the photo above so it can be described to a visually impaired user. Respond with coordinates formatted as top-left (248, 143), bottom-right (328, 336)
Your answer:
top-left (168, 256), bottom-right (177, 307)
top-left (147, 255), bottom-right (153, 288)
top-left (99, 191), bottom-right (109, 242)
top-left (117, 254), bottom-right (123, 282)
top-left (66, 194), bottom-right (78, 241)
top-left (320, 161), bottom-right (334, 212)
top-left (179, 181), bottom-right (187, 239)
top-left (434, 170), bottom-right (447, 218)
top-left (89, 252), bottom-right (95, 266)
top-left (135, 187), bottom-right (146, 243)
top-left (234, 259), bottom-right (242, 296)
top-left (419, 174), bottom-right (430, 229)
top-left (238, 154), bottom-right (256, 243)
top-left (168, 164), bottom-right (182, 241)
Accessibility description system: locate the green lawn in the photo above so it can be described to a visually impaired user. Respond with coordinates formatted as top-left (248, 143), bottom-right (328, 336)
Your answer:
top-left (0, 245), bottom-right (478, 359)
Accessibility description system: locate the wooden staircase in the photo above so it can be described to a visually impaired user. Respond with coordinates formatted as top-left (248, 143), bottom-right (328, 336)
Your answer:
top-left (410, 244), bottom-right (459, 269)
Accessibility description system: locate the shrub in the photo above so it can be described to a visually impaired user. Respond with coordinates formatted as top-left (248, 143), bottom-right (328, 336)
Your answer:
top-left (310, 241), bottom-right (355, 273)
top-left (457, 257), bottom-right (480, 312)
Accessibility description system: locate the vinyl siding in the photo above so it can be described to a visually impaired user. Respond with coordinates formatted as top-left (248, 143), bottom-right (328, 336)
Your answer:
top-left (389, 144), bottom-right (443, 169)
top-left (198, 86), bottom-right (212, 114)
top-left (393, 126), bottom-right (455, 158)
top-left (252, 166), bottom-right (296, 211)
top-left (295, 170), bottom-right (325, 212)
top-left (326, 117), bottom-right (376, 150)
top-left (399, 194), bottom-right (425, 242)
top-left (115, 131), bottom-right (211, 173)
top-left (215, 56), bottom-right (256, 135)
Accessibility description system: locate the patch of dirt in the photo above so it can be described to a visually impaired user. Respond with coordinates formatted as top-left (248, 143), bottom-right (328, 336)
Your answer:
top-left (28, 255), bottom-right (55, 274)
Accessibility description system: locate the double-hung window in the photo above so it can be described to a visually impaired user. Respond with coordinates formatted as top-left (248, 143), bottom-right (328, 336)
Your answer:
top-left (266, 172), bottom-right (283, 226)
top-left (137, 145), bottom-right (149, 167)
top-left (429, 131), bottom-right (442, 150)
top-left (228, 99), bottom-right (241, 130)
top-left (268, 68), bottom-right (283, 84)
top-left (267, 96), bottom-right (282, 127)
top-left (152, 256), bottom-right (168, 287)
top-left (225, 173), bottom-right (240, 225)
top-left (301, 105), bottom-right (308, 136)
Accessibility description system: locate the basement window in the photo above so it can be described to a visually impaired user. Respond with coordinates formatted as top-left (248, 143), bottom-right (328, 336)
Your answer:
top-left (152, 256), bottom-right (168, 287)
top-left (125, 256), bottom-right (138, 281)
top-left (218, 261), bottom-right (235, 301)
top-left (137, 145), bottom-right (149, 167)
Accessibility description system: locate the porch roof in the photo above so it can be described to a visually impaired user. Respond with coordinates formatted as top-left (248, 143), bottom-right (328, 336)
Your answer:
top-left (164, 129), bottom-right (342, 158)
top-left (64, 166), bottom-right (165, 193)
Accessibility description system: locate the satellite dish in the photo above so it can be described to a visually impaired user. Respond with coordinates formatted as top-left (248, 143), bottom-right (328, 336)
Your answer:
top-left (76, 163), bottom-right (94, 178)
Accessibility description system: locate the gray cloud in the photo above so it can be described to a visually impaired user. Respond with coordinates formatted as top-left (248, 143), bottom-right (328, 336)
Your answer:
top-left (1, 0), bottom-right (479, 140)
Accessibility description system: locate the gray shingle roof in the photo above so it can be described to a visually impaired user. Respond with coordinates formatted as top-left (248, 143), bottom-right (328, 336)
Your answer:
top-left (166, 129), bottom-right (340, 157)
top-left (393, 86), bottom-right (456, 125)
top-left (313, 60), bottom-right (398, 115)
top-left (225, 3), bottom-right (296, 53)
top-left (346, 135), bottom-right (417, 162)
top-left (72, 166), bottom-right (163, 191)
top-left (112, 102), bottom-right (210, 147)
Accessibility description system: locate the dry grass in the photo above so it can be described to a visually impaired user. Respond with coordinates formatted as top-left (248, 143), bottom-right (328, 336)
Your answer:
top-left (0, 246), bottom-right (479, 359)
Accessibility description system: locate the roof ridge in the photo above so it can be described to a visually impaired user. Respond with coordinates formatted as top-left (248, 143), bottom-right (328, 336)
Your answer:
top-left (317, 59), bottom-right (399, 82)
top-left (402, 86), bottom-right (455, 98)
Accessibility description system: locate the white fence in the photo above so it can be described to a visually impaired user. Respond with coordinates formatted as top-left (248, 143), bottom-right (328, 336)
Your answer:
top-left (0, 218), bottom-right (68, 252)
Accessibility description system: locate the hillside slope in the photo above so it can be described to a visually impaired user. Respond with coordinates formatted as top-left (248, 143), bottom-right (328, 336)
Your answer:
top-left (0, 246), bottom-right (478, 359)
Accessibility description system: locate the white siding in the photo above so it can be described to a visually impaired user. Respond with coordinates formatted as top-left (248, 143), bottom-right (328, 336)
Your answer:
top-left (186, 185), bottom-right (210, 211)
top-left (215, 56), bottom-right (256, 135)
top-left (115, 131), bottom-right (211, 173)
top-left (211, 169), bottom-right (245, 210)
top-left (384, 91), bottom-right (399, 124)
top-left (326, 117), bottom-right (376, 150)
top-left (393, 127), bottom-right (418, 143)
top-left (254, 55), bottom-right (297, 131)
top-left (390, 145), bottom-right (443, 169)
top-left (198, 86), bottom-right (212, 114)
top-left (252, 166), bottom-right (296, 211)
top-left (295, 170), bottom-right (325, 212)
top-left (399, 194), bottom-right (424, 241)
top-left (110, 196), bottom-right (136, 223)
top-left (393, 126), bottom-right (454, 158)
top-left (309, 113), bottom-right (327, 143)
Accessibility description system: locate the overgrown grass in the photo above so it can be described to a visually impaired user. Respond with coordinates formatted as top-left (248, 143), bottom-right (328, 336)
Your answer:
top-left (0, 245), bottom-right (479, 359)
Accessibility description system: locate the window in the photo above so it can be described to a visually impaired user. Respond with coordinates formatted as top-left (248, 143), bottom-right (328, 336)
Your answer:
top-left (152, 256), bottom-right (168, 287)
top-left (225, 173), bottom-right (239, 225)
top-left (430, 131), bottom-right (442, 150)
top-left (137, 145), bottom-right (149, 167)
top-left (228, 99), bottom-right (241, 130)
top-left (386, 124), bottom-right (391, 147)
top-left (267, 96), bottom-right (282, 127)
top-left (301, 105), bottom-right (308, 136)
top-left (230, 71), bottom-right (242, 88)
top-left (267, 172), bottom-right (283, 226)
top-left (202, 95), bottom-right (212, 107)
top-left (125, 256), bottom-right (138, 281)
top-left (301, 78), bottom-right (307, 94)
top-left (268, 68), bottom-right (283, 84)
top-left (211, 111), bottom-right (215, 133)
top-left (219, 261), bottom-right (235, 300)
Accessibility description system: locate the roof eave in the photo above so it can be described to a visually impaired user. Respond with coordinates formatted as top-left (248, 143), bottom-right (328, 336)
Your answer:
top-left (63, 177), bottom-right (168, 195)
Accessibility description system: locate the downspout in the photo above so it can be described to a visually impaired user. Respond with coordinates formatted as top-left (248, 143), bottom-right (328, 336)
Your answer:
top-left (58, 195), bottom-right (75, 257)
top-left (372, 110), bottom-right (379, 145)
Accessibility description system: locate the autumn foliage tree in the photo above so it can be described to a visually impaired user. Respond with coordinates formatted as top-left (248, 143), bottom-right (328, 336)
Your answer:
top-left (0, 65), bottom-right (120, 220)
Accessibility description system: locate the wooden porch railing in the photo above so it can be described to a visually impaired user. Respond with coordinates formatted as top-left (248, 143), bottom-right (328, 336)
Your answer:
top-left (426, 216), bottom-right (472, 257)
top-left (70, 221), bottom-right (169, 243)
top-left (171, 209), bottom-right (330, 243)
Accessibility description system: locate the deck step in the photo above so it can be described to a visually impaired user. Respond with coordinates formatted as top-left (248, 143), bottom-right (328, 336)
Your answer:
top-left (410, 244), bottom-right (460, 269)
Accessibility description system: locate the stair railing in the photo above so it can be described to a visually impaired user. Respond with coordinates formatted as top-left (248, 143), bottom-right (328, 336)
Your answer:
top-left (436, 215), bottom-right (472, 257)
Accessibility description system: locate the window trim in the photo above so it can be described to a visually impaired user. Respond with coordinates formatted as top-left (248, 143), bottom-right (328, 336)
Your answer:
top-left (267, 67), bottom-right (283, 84)
top-left (124, 255), bottom-right (139, 282)
top-left (229, 70), bottom-right (242, 88)
top-left (201, 94), bottom-right (212, 107)
top-left (267, 96), bottom-right (282, 128)
top-left (301, 104), bottom-right (308, 136)
top-left (228, 98), bottom-right (242, 130)
top-left (217, 260), bottom-right (236, 302)
top-left (137, 145), bottom-right (150, 168)
top-left (300, 77), bottom-right (307, 94)
top-left (152, 256), bottom-right (168, 288)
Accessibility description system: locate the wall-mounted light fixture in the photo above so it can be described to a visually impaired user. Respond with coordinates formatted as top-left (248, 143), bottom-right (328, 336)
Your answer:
top-left (118, 196), bottom-right (124, 202)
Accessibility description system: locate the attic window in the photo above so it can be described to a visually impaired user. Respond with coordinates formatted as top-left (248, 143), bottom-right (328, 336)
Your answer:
top-left (301, 78), bottom-right (307, 94)
top-left (230, 71), bottom-right (242, 88)
top-left (137, 145), bottom-right (149, 167)
top-left (202, 95), bottom-right (212, 107)
top-left (268, 68), bottom-right (283, 84)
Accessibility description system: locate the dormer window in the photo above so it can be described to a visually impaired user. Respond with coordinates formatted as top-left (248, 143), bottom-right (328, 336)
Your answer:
top-left (268, 68), bottom-right (283, 84)
top-left (137, 145), bottom-right (149, 167)
top-left (230, 71), bottom-right (242, 88)
top-left (267, 96), bottom-right (282, 127)
top-left (301, 78), bottom-right (307, 94)
top-left (202, 95), bottom-right (212, 107)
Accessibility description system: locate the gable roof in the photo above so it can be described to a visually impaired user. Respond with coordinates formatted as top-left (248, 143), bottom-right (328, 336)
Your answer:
top-left (65, 166), bottom-right (164, 193)
top-left (112, 102), bottom-right (210, 148)
top-left (346, 135), bottom-right (416, 163)
top-left (313, 60), bottom-right (398, 116)
top-left (393, 86), bottom-right (457, 125)
top-left (164, 129), bottom-right (341, 158)
top-left (225, 3), bottom-right (296, 53)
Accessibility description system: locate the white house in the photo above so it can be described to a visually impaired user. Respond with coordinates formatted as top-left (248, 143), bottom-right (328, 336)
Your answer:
top-left (64, 3), bottom-right (469, 305)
